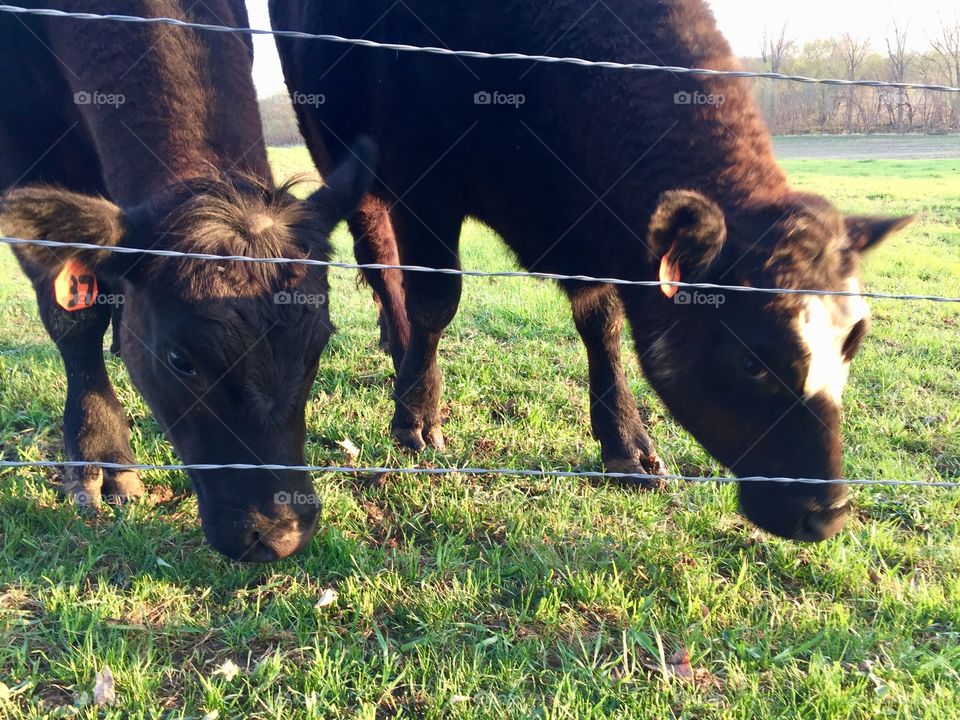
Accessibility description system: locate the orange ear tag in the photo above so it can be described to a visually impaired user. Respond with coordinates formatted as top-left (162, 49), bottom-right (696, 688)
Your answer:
top-left (55, 258), bottom-right (98, 312)
top-left (658, 254), bottom-right (681, 299)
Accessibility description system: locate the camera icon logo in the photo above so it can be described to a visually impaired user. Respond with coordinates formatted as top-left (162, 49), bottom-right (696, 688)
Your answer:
top-left (474, 91), bottom-right (492, 105)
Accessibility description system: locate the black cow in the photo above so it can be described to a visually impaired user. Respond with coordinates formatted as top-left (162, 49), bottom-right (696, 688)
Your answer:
top-left (0, 1), bottom-right (372, 561)
top-left (270, 0), bottom-right (911, 541)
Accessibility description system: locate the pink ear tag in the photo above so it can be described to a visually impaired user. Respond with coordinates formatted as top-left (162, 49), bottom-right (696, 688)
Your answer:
top-left (55, 258), bottom-right (98, 311)
top-left (658, 254), bottom-right (681, 299)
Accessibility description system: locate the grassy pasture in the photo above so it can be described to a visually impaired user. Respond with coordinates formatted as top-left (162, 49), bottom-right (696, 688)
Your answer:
top-left (0, 143), bottom-right (958, 718)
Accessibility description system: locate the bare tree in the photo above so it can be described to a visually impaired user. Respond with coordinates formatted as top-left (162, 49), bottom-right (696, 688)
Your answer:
top-left (836, 33), bottom-right (872, 132)
top-left (760, 24), bottom-right (795, 127)
top-left (761, 23), bottom-right (795, 74)
top-left (931, 16), bottom-right (960, 126)
top-left (745, 28), bottom-right (957, 135)
top-left (885, 20), bottom-right (913, 132)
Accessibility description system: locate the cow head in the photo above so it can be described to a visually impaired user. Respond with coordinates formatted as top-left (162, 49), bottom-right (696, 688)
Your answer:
top-left (0, 139), bottom-right (376, 562)
top-left (633, 189), bottom-right (911, 542)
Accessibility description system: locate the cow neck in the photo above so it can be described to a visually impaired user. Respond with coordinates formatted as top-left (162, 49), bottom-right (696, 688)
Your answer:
top-left (42, 0), bottom-right (272, 207)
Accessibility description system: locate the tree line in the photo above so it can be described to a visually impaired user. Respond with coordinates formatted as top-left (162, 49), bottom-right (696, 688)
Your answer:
top-left (258, 19), bottom-right (960, 144)
top-left (749, 20), bottom-right (960, 135)
top-left (259, 93), bottom-right (303, 146)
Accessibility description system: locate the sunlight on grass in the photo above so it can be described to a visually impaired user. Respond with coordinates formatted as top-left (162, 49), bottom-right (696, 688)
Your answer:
top-left (0, 146), bottom-right (957, 718)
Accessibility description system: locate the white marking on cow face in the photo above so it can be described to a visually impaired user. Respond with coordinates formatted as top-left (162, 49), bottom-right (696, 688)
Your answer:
top-left (797, 278), bottom-right (869, 404)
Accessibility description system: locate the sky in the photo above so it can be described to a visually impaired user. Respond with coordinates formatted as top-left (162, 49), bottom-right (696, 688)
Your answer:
top-left (708, 0), bottom-right (956, 55)
top-left (246, 2), bottom-right (285, 97)
top-left (246, 0), bottom-right (959, 97)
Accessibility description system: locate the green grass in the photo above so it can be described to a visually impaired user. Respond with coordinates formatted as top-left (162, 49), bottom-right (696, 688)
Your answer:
top-left (0, 146), bottom-right (958, 718)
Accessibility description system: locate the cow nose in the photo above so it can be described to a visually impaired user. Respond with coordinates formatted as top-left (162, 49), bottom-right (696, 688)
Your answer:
top-left (235, 515), bottom-right (317, 563)
top-left (796, 502), bottom-right (850, 542)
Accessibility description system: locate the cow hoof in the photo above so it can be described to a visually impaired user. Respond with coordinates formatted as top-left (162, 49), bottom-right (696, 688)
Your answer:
top-left (393, 426), bottom-right (427, 452)
top-left (102, 469), bottom-right (146, 504)
top-left (642, 453), bottom-right (670, 478)
top-left (603, 456), bottom-right (669, 490)
top-left (423, 424), bottom-right (445, 451)
top-left (63, 466), bottom-right (104, 510)
top-left (392, 424), bottom-right (445, 452)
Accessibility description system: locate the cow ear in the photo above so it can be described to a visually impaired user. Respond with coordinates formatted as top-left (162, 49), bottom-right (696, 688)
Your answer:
top-left (0, 185), bottom-right (132, 273)
top-left (307, 136), bottom-right (377, 225)
top-left (648, 190), bottom-right (727, 298)
top-left (845, 215), bottom-right (913, 253)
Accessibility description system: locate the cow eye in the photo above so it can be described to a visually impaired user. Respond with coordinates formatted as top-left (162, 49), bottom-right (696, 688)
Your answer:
top-left (741, 353), bottom-right (768, 380)
top-left (166, 349), bottom-right (197, 378)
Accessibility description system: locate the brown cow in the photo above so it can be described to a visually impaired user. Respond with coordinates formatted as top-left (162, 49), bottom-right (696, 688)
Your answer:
top-left (270, 0), bottom-right (911, 541)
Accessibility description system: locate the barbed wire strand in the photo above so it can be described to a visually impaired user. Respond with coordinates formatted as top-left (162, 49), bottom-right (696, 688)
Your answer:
top-left (0, 4), bottom-right (959, 94)
top-left (1, 459), bottom-right (958, 488)
top-left (0, 6), bottom-right (957, 494)
top-left (3, 236), bottom-right (959, 303)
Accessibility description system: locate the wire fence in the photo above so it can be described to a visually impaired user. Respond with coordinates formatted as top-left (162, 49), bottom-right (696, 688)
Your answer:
top-left (2, 236), bottom-right (959, 303)
top-left (0, 4), bottom-right (959, 94)
top-left (1, 460), bottom-right (959, 489)
top-left (0, 3), bottom-right (958, 490)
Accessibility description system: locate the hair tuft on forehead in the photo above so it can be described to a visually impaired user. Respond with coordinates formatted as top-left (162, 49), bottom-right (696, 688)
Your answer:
top-left (138, 173), bottom-right (330, 300)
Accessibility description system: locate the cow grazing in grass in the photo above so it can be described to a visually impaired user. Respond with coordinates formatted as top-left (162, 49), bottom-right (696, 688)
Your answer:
top-left (0, 1), bottom-right (373, 562)
top-left (270, 0), bottom-right (911, 541)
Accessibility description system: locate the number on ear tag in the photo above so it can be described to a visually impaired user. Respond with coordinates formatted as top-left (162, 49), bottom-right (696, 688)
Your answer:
top-left (55, 258), bottom-right (98, 312)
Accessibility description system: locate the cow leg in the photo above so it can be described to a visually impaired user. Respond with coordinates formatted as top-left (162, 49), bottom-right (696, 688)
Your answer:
top-left (566, 283), bottom-right (668, 487)
top-left (25, 276), bottom-right (144, 507)
top-left (389, 210), bottom-right (462, 451)
top-left (0, 117), bottom-right (143, 505)
top-left (349, 195), bottom-right (409, 372)
top-left (0, 24), bottom-right (142, 506)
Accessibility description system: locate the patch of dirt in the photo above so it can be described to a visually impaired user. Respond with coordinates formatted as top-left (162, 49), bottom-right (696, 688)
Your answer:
top-left (363, 501), bottom-right (398, 549)
top-left (376, 686), bottom-right (430, 719)
top-left (148, 485), bottom-right (180, 505)
top-left (30, 682), bottom-right (74, 712)
top-left (473, 438), bottom-right (497, 454)
top-left (0, 586), bottom-right (44, 616)
top-left (490, 398), bottom-right (522, 424)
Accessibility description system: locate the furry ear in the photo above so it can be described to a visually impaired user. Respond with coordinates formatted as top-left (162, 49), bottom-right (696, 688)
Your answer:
top-left (307, 136), bottom-right (377, 225)
top-left (844, 215), bottom-right (913, 253)
top-left (0, 185), bottom-right (129, 272)
top-left (648, 190), bottom-right (727, 297)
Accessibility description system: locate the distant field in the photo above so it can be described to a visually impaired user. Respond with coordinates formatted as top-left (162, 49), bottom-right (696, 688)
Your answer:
top-left (0, 142), bottom-right (958, 718)
top-left (774, 134), bottom-right (960, 160)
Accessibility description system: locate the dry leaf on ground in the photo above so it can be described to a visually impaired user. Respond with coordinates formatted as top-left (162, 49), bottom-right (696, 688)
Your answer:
top-left (211, 659), bottom-right (241, 682)
top-left (93, 666), bottom-right (116, 706)
top-left (337, 439), bottom-right (361, 465)
top-left (316, 588), bottom-right (339, 609)
top-left (643, 647), bottom-right (694, 681)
